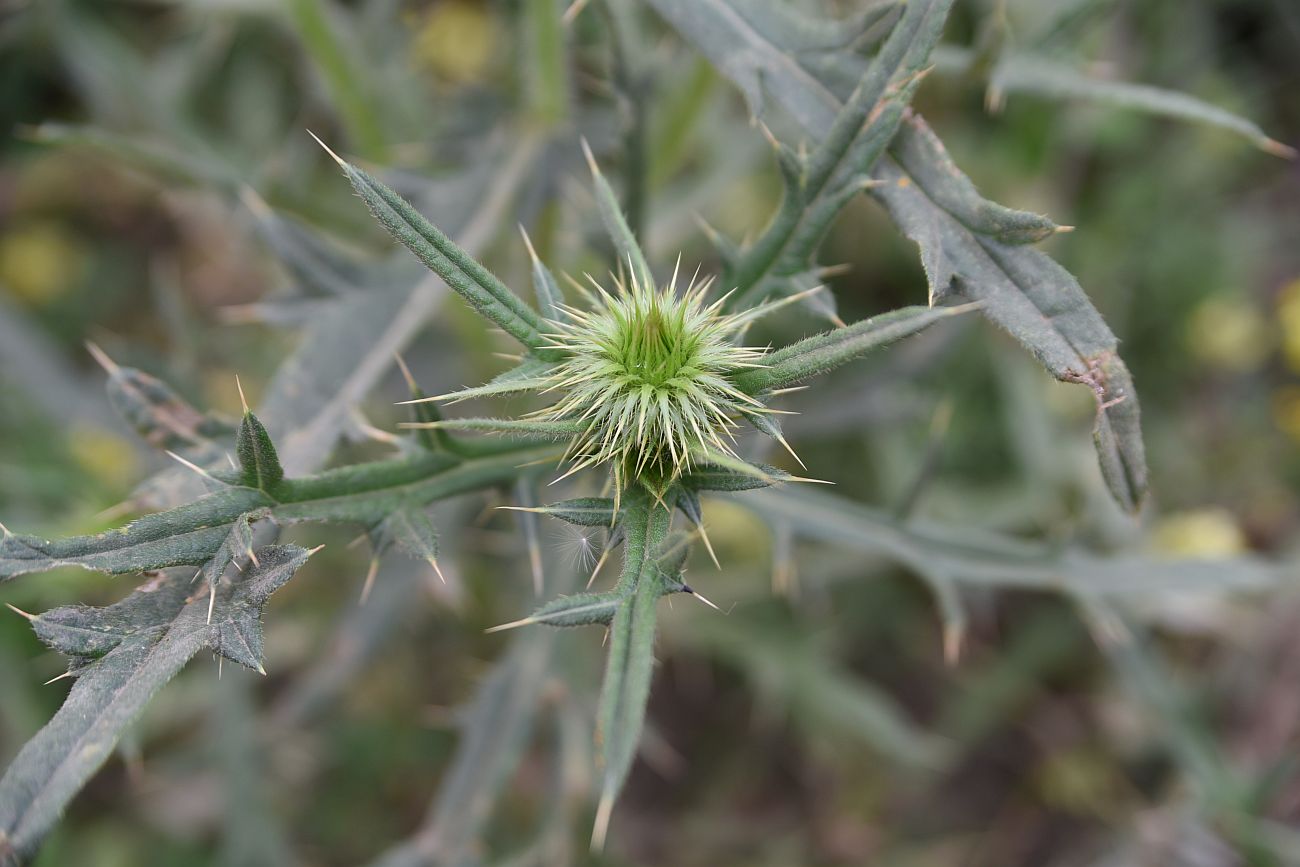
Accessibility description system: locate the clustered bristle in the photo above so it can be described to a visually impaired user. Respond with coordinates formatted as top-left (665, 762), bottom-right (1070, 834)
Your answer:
top-left (534, 263), bottom-right (777, 494)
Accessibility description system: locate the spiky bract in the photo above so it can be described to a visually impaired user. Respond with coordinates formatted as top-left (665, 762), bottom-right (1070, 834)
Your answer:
top-left (536, 268), bottom-right (770, 492)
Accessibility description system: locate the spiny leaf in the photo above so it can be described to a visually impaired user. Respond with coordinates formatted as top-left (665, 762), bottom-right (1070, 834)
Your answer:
top-left (98, 354), bottom-right (236, 462)
top-left (581, 140), bottom-right (654, 291)
top-left (745, 485), bottom-right (1285, 598)
top-left (0, 547), bottom-right (310, 860)
top-left (422, 359), bottom-right (555, 404)
top-left (236, 410), bottom-right (284, 493)
top-left (2, 447), bottom-right (555, 583)
top-left (316, 136), bottom-right (550, 350)
top-left (0, 487), bottom-right (273, 582)
top-left (591, 489), bottom-right (672, 847)
top-left (375, 506), bottom-right (441, 574)
top-left (889, 109), bottom-right (1061, 245)
top-left (733, 304), bottom-right (975, 394)
top-left (521, 228), bottom-right (566, 323)
top-left (490, 591), bottom-right (622, 632)
top-left (400, 417), bottom-right (584, 440)
top-left (682, 463), bottom-right (787, 493)
top-left (593, 559), bottom-right (662, 848)
top-left (648, 0), bottom-right (1148, 509)
top-left (963, 50), bottom-right (1296, 158)
top-left (505, 498), bottom-right (619, 527)
top-left (201, 510), bottom-right (264, 588)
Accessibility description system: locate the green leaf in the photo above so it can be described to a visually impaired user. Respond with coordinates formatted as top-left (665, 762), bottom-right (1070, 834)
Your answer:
top-left (745, 486), bottom-right (1285, 598)
top-left (719, 0), bottom-right (954, 310)
top-left (872, 123), bottom-right (1147, 508)
top-left (681, 463), bottom-right (787, 492)
top-left (494, 590), bottom-right (622, 631)
top-left (426, 358), bottom-right (555, 403)
top-left (647, 0), bottom-right (1150, 510)
top-left (734, 304), bottom-right (974, 394)
top-left (2, 447), bottom-right (554, 583)
top-left (931, 49), bottom-right (1295, 158)
top-left (0, 487), bottom-right (273, 582)
top-left (512, 498), bottom-right (619, 527)
top-left (101, 359), bottom-right (236, 462)
top-left (593, 548), bottom-right (661, 848)
top-left (236, 410), bottom-right (284, 493)
top-left (521, 229), bottom-right (566, 322)
top-left (582, 140), bottom-right (654, 291)
top-left (401, 417), bottom-right (583, 440)
top-left (320, 140), bottom-right (549, 350)
top-left (376, 505), bottom-right (440, 570)
top-left (591, 489), bottom-right (672, 847)
top-left (0, 546), bottom-right (310, 861)
top-left (888, 110), bottom-right (1060, 245)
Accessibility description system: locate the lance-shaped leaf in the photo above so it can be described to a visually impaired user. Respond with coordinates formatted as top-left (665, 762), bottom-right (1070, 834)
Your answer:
top-left (889, 110), bottom-right (1060, 245)
top-left (316, 137), bottom-right (550, 350)
top-left (419, 358), bottom-right (555, 404)
top-left (733, 304), bottom-right (974, 395)
top-left (100, 357), bottom-right (236, 462)
top-left (236, 409), bottom-right (284, 493)
top-left (201, 510), bottom-right (262, 588)
top-left (400, 417), bottom-right (583, 440)
top-left (646, 0), bottom-right (1150, 510)
top-left (582, 140), bottom-right (653, 291)
top-left (374, 505), bottom-right (441, 574)
top-left (521, 228), bottom-right (566, 322)
top-left (0, 487), bottom-right (273, 583)
top-left (929, 48), bottom-right (1296, 158)
top-left (0, 547), bottom-right (310, 861)
top-left (590, 490), bottom-right (673, 847)
top-left (507, 498), bottom-right (620, 527)
top-left (491, 591), bottom-right (623, 632)
top-left (682, 462), bottom-right (788, 493)
top-left (2, 445), bottom-right (556, 584)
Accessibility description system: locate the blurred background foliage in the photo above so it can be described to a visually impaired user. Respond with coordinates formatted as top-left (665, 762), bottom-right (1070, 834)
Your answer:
top-left (1, 0), bottom-right (1299, 864)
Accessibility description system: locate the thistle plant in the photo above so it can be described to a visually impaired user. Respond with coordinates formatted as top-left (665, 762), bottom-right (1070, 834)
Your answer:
top-left (2, 0), bottom-right (1293, 862)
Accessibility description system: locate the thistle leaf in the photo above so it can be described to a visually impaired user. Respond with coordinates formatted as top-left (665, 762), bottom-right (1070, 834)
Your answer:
top-left (236, 410), bottom-right (284, 493)
top-left (734, 304), bottom-right (974, 394)
top-left (889, 111), bottom-right (1060, 245)
top-left (0, 487), bottom-right (274, 583)
top-left (429, 359), bottom-right (555, 403)
top-left (0, 547), bottom-right (310, 860)
top-left (593, 548), bottom-right (661, 848)
top-left (492, 591), bottom-right (622, 631)
top-left (958, 50), bottom-right (1295, 158)
top-left (510, 498), bottom-right (620, 527)
top-left (402, 417), bottom-right (584, 440)
top-left (375, 506), bottom-right (440, 570)
top-left (581, 140), bottom-right (654, 291)
top-left (682, 463), bottom-right (788, 493)
top-left (320, 141), bottom-right (549, 350)
top-left (649, 0), bottom-right (1149, 509)
top-left (103, 361), bottom-right (236, 463)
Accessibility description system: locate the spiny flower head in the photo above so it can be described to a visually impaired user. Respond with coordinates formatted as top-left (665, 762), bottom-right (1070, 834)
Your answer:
top-left (536, 265), bottom-right (773, 493)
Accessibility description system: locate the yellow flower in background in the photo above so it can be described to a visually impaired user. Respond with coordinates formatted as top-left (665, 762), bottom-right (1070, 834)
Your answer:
top-left (411, 1), bottom-right (497, 84)
top-left (1150, 508), bottom-right (1246, 559)
top-left (67, 425), bottom-right (140, 491)
top-left (1186, 295), bottom-right (1271, 372)
top-left (1278, 278), bottom-right (1300, 373)
top-left (0, 222), bottom-right (85, 305)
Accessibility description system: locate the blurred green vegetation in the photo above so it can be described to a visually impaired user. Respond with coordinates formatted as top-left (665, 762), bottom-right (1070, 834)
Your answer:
top-left (1, 0), bottom-right (1299, 865)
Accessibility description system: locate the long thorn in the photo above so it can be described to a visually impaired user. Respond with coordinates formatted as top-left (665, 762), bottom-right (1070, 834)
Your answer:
top-left (359, 557), bottom-right (380, 604)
